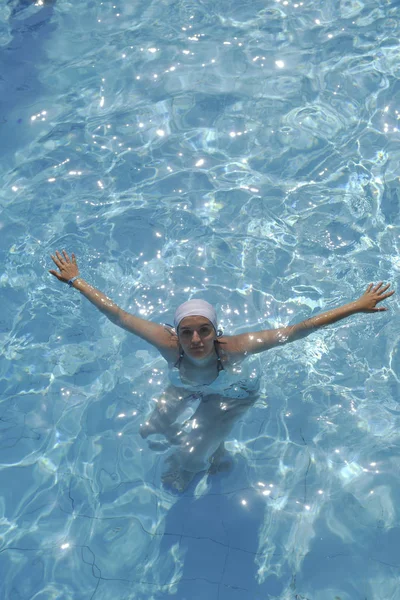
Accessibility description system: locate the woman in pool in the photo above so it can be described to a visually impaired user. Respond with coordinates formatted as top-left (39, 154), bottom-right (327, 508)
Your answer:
top-left (50, 250), bottom-right (394, 491)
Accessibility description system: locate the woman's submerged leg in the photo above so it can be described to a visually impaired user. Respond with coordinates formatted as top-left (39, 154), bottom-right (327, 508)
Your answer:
top-left (161, 393), bottom-right (257, 491)
top-left (140, 385), bottom-right (200, 443)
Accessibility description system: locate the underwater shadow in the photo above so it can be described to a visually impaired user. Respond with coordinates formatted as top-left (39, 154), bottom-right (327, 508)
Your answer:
top-left (157, 460), bottom-right (289, 600)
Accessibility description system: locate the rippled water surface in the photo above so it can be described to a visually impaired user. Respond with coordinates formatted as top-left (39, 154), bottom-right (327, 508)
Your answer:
top-left (1, 0), bottom-right (400, 598)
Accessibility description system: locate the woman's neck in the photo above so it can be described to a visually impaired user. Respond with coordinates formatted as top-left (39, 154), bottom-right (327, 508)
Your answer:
top-left (183, 350), bottom-right (217, 368)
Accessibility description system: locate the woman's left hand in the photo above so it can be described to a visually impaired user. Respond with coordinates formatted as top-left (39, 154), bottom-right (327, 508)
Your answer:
top-left (356, 282), bottom-right (395, 313)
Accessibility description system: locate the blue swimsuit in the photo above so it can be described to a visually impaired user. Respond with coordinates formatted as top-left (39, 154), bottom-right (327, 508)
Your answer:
top-left (168, 359), bottom-right (261, 400)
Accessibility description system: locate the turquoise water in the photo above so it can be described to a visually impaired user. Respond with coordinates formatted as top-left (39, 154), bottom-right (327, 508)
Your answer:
top-left (1, 0), bottom-right (400, 598)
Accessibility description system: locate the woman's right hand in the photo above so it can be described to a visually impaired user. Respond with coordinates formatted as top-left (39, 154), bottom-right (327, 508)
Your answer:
top-left (49, 250), bottom-right (79, 284)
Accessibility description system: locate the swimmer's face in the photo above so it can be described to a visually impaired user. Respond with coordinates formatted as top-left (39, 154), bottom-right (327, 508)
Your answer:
top-left (178, 316), bottom-right (216, 360)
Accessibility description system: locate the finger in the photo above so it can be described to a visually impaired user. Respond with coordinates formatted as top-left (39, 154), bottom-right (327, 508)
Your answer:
top-left (380, 290), bottom-right (395, 300)
top-left (62, 249), bottom-right (70, 263)
top-left (375, 290), bottom-right (394, 303)
top-left (377, 283), bottom-right (391, 294)
top-left (56, 250), bottom-right (65, 264)
top-left (366, 283), bottom-right (373, 292)
top-left (373, 281), bottom-right (383, 292)
top-left (71, 253), bottom-right (77, 264)
top-left (50, 254), bottom-right (62, 268)
top-left (49, 270), bottom-right (62, 279)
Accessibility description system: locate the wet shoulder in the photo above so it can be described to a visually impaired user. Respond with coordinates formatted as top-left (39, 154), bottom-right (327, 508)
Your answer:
top-left (157, 324), bottom-right (179, 362)
top-left (216, 335), bottom-right (247, 363)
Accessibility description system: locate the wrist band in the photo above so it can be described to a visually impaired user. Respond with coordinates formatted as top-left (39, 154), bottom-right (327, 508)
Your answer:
top-left (67, 276), bottom-right (80, 287)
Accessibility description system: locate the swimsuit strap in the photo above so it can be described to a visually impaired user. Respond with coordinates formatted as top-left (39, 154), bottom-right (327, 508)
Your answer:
top-left (214, 340), bottom-right (225, 372)
top-left (174, 346), bottom-right (185, 369)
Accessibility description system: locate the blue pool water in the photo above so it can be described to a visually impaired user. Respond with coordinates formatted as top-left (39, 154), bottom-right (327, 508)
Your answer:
top-left (1, 0), bottom-right (400, 598)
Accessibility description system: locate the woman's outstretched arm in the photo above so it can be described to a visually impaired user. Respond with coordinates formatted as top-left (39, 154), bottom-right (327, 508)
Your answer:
top-left (49, 250), bottom-right (176, 355)
top-left (228, 282), bottom-right (395, 356)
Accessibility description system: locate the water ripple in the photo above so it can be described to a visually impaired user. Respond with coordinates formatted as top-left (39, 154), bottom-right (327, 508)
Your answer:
top-left (1, 0), bottom-right (400, 598)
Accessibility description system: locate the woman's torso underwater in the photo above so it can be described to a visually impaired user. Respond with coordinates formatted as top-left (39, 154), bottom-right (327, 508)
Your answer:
top-left (167, 357), bottom-right (261, 400)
